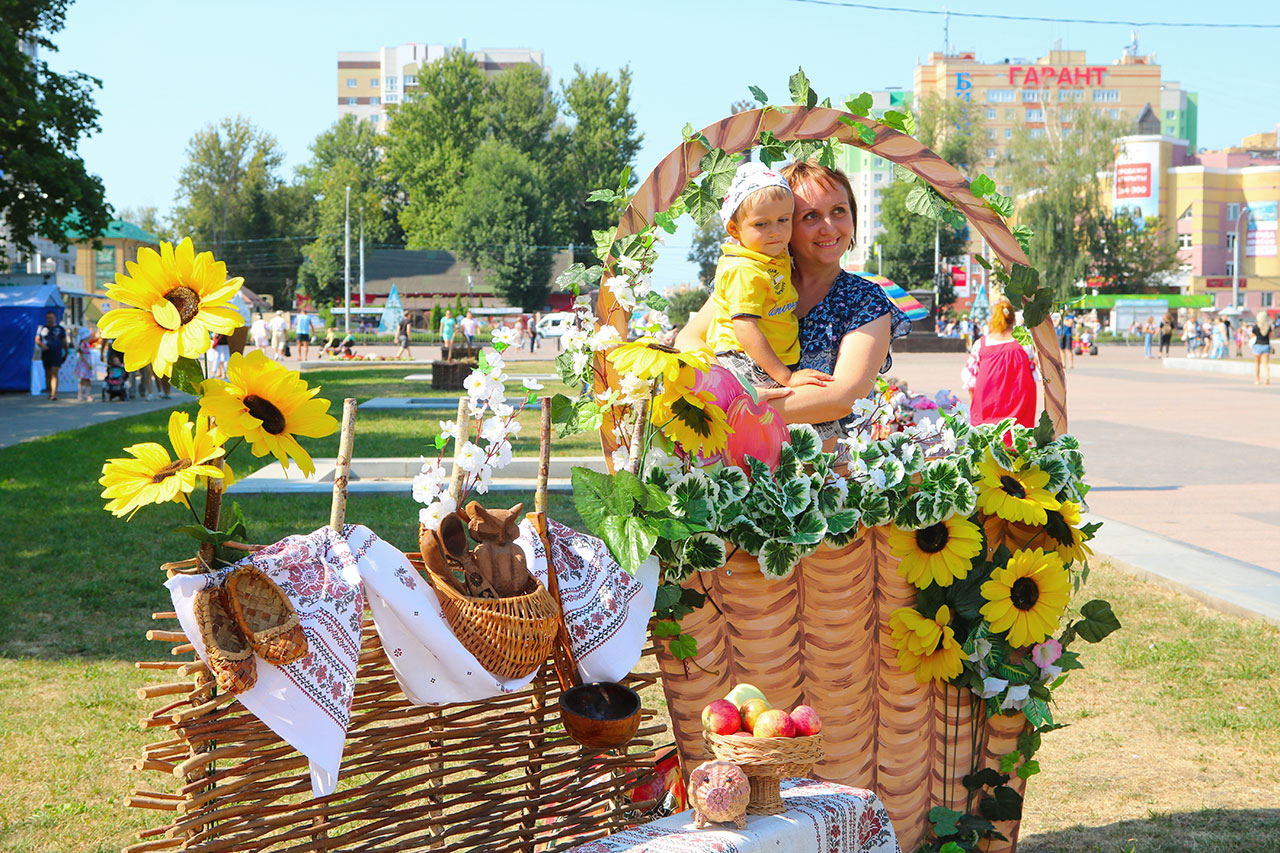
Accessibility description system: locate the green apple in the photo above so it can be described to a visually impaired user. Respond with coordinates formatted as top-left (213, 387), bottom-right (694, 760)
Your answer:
top-left (724, 683), bottom-right (768, 709)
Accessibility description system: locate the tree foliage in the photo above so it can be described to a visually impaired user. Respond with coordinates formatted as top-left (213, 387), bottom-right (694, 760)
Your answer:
top-left (1080, 213), bottom-right (1180, 291)
top-left (916, 93), bottom-right (989, 174)
top-left (688, 219), bottom-right (723, 288)
top-left (453, 141), bottom-right (555, 310)
top-left (0, 0), bottom-right (111, 251)
top-left (667, 285), bottom-right (710, 327)
top-left (871, 179), bottom-right (968, 290)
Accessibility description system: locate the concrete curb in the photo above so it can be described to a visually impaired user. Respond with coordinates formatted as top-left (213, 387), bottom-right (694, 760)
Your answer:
top-left (1161, 356), bottom-right (1264, 377)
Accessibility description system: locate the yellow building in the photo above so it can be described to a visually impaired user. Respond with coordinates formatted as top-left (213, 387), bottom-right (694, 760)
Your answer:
top-left (915, 46), bottom-right (1167, 162)
top-left (337, 40), bottom-right (544, 130)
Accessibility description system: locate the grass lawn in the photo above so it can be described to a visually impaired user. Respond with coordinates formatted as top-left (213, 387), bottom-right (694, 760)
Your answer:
top-left (3, 362), bottom-right (1280, 851)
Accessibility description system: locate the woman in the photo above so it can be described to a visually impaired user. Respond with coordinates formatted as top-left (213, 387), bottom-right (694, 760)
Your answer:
top-left (676, 160), bottom-right (910, 445)
top-left (1056, 313), bottom-right (1075, 369)
top-left (1251, 311), bottom-right (1272, 385)
top-left (1211, 316), bottom-right (1228, 360)
top-left (1142, 315), bottom-right (1155, 359)
top-left (1158, 311), bottom-right (1175, 357)
top-left (962, 298), bottom-right (1040, 438)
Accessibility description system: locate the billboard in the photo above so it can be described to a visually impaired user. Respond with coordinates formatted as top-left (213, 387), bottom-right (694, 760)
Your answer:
top-left (1112, 139), bottom-right (1161, 221)
top-left (1246, 201), bottom-right (1278, 258)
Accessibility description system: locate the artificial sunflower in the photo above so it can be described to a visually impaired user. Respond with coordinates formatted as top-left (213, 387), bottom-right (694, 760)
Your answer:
top-left (607, 338), bottom-right (709, 384)
top-left (980, 548), bottom-right (1072, 648)
top-left (99, 411), bottom-right (226, 518)
top-left (976, 450), bottom-right (1061, 526)
top-left (888, 515), bottom-right (983, 588)
top-left (98, 238), bottom-right (245, 378)
top-left (199, 350), bottom-right (338, 476)
top-left (651, 385), bottom-right (731, 457)
top-left (888, 604), bottom-right (965, 685)
top-left (1043, 500), bottom-right (1093, 567)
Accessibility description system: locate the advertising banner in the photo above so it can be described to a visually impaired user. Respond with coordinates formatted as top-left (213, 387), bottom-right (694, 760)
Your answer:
top-left (1246, 201), bottom-right (1278, 258)
top-left (1112, 139), bottom-right (1161, 221)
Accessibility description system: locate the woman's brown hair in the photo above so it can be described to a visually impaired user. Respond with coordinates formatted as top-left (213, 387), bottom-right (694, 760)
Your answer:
top-left (779, 160), bottom-right (858, 242)
top-left (989, 298), bottom-right (1016, 333)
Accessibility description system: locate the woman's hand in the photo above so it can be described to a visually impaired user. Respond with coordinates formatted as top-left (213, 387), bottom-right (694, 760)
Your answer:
top-left (786, 368), bottom-right (833, 388)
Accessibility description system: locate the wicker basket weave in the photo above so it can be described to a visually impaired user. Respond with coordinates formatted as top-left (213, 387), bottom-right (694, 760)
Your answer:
top-left (194, 585), bottom-right (257, 694)
top-left (704, 731), bottom-right (825, 815)
top-left (226, 565), bottom-right (309, 666)
top-left (409, 553), bottom-right (559, 680)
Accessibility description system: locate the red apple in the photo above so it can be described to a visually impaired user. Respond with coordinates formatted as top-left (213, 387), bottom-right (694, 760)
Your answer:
top-left (739, 697), bottom-right (772, 732)
top-left (723, 396), bottom-right (789, 471)
top-left (789, 705), bottom-right (823, 737)
top-left (730, 730), bottom-right (754, 737)
top-left (753, 708), bottom-right (797, 738)
top-left (701, 699), bottom-right (741, 735)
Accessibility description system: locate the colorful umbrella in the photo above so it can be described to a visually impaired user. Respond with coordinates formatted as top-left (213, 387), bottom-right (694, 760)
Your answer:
top-left (861, 275), bottom-right (928, 321)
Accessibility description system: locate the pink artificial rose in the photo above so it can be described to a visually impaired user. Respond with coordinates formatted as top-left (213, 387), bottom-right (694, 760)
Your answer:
top-left (1032, 638), bottom-right (1063, 669)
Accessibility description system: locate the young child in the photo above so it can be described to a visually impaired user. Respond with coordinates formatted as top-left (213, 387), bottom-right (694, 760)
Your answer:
top-left (705, 162), bottom-right (831, 391)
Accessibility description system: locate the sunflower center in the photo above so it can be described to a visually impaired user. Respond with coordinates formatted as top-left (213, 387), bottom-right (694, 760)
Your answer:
top-left (645, 343), bottom-right (680, 354)
top-left (151, 459), bottom-right (191, 483)
top-left (1010, 576), bottom-right (1040, 610)
top-left (915, 522), bottom-right (951, 554)
top-left (999, 475), bottom-right (1027, 499)
top-left (164, 286), bottom-right (201, 324)
top-left (244, 395), bottom-right (287, 434)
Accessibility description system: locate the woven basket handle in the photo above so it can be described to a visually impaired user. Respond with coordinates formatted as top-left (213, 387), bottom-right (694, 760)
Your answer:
top-left (594, 106), bottom-right (1067, 443)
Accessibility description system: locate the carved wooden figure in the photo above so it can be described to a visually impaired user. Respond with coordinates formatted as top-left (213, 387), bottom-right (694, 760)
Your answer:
top-left (465, 501), bottom-right (534, 598)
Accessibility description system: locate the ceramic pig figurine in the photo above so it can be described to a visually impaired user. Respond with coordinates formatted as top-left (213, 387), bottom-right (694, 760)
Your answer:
top-left (688, 759), bottom-right (750, 829)
top-left (464, 501), bottom-right (534, 598)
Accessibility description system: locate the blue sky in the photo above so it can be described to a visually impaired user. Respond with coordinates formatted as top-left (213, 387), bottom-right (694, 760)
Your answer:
top-left (47, 0), bottom-right (1279, 290)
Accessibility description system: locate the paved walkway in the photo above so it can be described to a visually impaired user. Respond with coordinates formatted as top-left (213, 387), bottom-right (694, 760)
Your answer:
top-left (0, 391), bottom-right (193, 448)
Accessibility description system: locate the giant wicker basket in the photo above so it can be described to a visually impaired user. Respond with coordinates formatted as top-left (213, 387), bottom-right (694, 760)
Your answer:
top-left (704, 731), bottom-right (825, 815)
top-left (408, 553), bottom-right (558, 680)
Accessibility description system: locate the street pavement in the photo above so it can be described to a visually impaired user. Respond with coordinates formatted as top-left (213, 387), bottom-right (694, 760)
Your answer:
top-left (4, 340), bottom-right (1277, 622)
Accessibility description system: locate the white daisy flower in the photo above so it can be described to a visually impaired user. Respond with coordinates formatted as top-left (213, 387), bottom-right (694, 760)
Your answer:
top-left (521, 377), bottom-right (544, 391)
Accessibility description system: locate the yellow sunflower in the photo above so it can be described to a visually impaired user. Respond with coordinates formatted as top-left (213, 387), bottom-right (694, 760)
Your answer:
top-left (651, 386), bottom-right (731, 457)
top-left (976, 450), bottom-right (1061, 526)
top-left (888, 604), bottom-right (965, 685)
top-left (199, 350), bottom-right (338, 476)
top-left (607, 338), bottom-right (709, 383)
top-left (888, 515), bottom-right (983, 588)
top-left (1043, 501), bottom-right (1093, 567)
top-left (98, 238), bottom-right (245, 378)
top-left (980, 548), bottom-right (1072, 648)
top-left (99, 412), bottom-right (226, 518)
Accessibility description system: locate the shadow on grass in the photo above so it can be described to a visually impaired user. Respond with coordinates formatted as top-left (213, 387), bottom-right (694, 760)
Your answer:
top-left (1019, 807), bottom-right (1280, 853)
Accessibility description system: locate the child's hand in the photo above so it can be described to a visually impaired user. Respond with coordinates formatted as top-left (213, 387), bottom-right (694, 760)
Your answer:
top-left (786, 369), bottom-right (833, 388)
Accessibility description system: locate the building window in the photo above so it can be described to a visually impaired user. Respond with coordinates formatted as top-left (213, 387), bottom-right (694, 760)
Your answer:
top-left (370, 96), bottom-right (380, 105)
top-left (873, 188), bottom-right (881, 197)
top-left (385, 76), bottom-right (398, 90)
top-left (404, 74), bottom-right (417, 85)
top-left (986, 89), bottom-right (1014, 102)
top-left (345, 97), bottom-right (357, 105)
top-left (1178, 233), bottom-right (1192, 248)
top-left (1227, 203), bottom-right (1241, 221)
top-left (1026, 109), bottom-right (1044, 122)
top-left (1058, 90), bottom-right (1083, 102)
top-left (1062, 128), bottom-right (1072, 138)
top-left (385, 93), bottom-right (398, 103)
top-left (371, 78), bottom-right (379, 87)
top-left (1030, 128), bottom-right (1045, 139)
top-left (986, 108), bottom-right (996, 120)
top-left (1177, 263), bottom-right (1193, 274)
top-left (1264, 293), bottom-right (1274, 307)
top-left (873, 218), bottom-right (881, 228)
top-left (987, 147), bottom-right (997, 158)
top-left (346, 78), bottom-right (357, 88)
top-left (1227, 233), bottom-right (1237, 250)
top-left (1093, 89), bottom-right (1120, 103)
top-left (1109, 109), bottom-right (1120, 120)
top-left (1004, 109), bottom-right (1016, 120)
top-left (874, 204), bottom-right (881, 213)
top-left (1179, 205), bottom-right (1193, 220)
top-left (1165, 109), bottom-right (1175, 119)
top-left (1004, 128), bottom-right (1012, 139)
top-left (873, 173), bottom-right (882, 182)
top-left (370, 114), bottom-right (379, 123)
top-left (1022, 89), bottom-right (1045, 102)
top-left (1226, 260), bottom-right (1235, 276)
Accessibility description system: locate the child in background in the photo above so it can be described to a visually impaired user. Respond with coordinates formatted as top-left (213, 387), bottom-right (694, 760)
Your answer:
top-left (705, 161), bottom-right (832, 391)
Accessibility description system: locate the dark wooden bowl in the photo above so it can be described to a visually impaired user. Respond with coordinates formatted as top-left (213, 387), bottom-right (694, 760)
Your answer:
top-left (558, 682), bottom-right (642, 750)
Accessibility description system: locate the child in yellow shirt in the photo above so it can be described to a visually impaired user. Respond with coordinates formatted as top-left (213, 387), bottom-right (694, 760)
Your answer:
top-left (706, 162), bottom-right (832, 391)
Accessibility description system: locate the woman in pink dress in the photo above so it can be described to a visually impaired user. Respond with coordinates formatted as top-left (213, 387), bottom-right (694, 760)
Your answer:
top-left (961, 298), bottom-right (1041, 439)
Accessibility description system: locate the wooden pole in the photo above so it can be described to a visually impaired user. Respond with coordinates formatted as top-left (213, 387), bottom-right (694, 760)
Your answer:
top-left (328, 398), bottom-right (358, 532)
top-left (447, 396), bottom-right (471, 506)
top-left (528, 397), bottom-right (579, 692)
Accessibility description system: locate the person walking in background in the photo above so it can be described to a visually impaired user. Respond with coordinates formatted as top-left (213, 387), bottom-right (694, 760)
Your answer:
top-left (1183, 315), bottom-right (1196, 358)
top-left (1158, 312), bottom-right (1175, 357)
top-left (1056, 312), bottom-right (1075, 369)
top-left (460, 311), bottom-right (478, 350)
top-left (268, 311), bottom-right (288, 360)
top-left (73, 327), bottom-right (95, 401)
top-left (530, 312), bottom-right (542, 352)
top-left (1251, 311), bottom-right (1272, 385)
top-left (294, 308), bottom-right (316, 361)
top-left (250, 312), bottom-right (269, 354)
top-left (1142, 315), bottom-right (1155, 358)
top-left (35, 310), bottom-right (68, 401)
top-left (394, 313), bottom-right (413, 360)
top-left (1210, 316), bottom-right (1228, 359)
top-left (963, 298), bottom-right (1041, 444)
top-left (439, 309), bottom-right (457, 361)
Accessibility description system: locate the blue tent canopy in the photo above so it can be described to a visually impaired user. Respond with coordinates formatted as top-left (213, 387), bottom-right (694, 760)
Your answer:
top-left (0, 285), bottom-right (64, 391)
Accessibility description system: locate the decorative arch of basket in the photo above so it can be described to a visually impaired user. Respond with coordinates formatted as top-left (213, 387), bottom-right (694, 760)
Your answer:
top-left (594, 106), bottom-right (1072, 853)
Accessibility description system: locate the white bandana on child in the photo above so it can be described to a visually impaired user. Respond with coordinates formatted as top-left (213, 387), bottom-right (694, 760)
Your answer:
top-left (719, 161), bottom-right (793, 227)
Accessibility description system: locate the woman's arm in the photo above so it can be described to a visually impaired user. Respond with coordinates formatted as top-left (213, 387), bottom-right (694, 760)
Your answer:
top-left (674, 299), bottom-right (715, 352)
top-left (767, 314), bottom-right (891, 424)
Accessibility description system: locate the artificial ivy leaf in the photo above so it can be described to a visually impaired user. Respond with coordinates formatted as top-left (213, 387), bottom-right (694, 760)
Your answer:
top-left (880, 109), bottom-right (917, 136)
top-left (713, 466), bottom-right (749, 503)
top-left (940, 844), bottom-right (968, 853)
top-left (857, 123), bottom-right (876, 146)
top-left (1012, 223), bottom-right (1035, 254)
top-left (986, 191), bottom-right (1015, 218)
top-left (699, 148), bottom-right (743, 201)
top-left (1075, 599), bottom-right (1121, 643)
top-left (824, 508), bottom-right (861, 537)
top-left (679, 182), bottom-right (720, 228)
top-left (586, 188), bottom-right (624, 204)
top-left (1022, 286), bottom-right (1055, 328)
top-left (730, 519), bottom-right (769, 554)
top-left (1017, 728), bottom-right (1041, 761)
top-left (817, 139), bottom-right (838, 169)
top-left (787, 423), bottom-right (820, 462)
top-left (1010, 325), bottom-right (1032, 347)
top-left (654, 209), bottom-right (679, 234)
top-left (1016, 759), bottom-right (1041, 780)
top-left (571, 466), bottom-right (630, 536)
top-left (788, 66), bottom-right (818, 108)
top-left (929, 806), bottom-right (962, 837)
top-left (784, 510), bottom-right (827, 546)
top-left (1057, 650), bottom-right (1083, 671)
top-left (670, 475), bottom-right (714, 528)
top-left (651, 619), bottom-right (681, 638)
top-left (683, 532), bottom-right (727, 572)
top-left (969, 174), bottom-right (996, 198)
top-left (749, 84), bottom-right (768, 104)
top-left (758, 539), bottom-right (800, 578)
top-left (999, 751), bottom-right (1020, 774)
top-left (860, 492), bottom-right (892, 527)
top-left (169, 356), bottom-right (205, 397)
top-left (973, 253), bottom-right (992, 270)
top-left (756, 130), bottom-right (787, 166)
top-left (905, 185), bottom-right (936, 219)
top-left (669, 633), bottom-right (698, 659)
top-left (780, 477), bottom-right (812, 516)
top-left (653, 583), bottom-right (683, 615)
top-left (1033, 410), bottom-right (1056, 448)
top-left (1003, 264), bottom-right (1038, 299)
top-left (784, 138), bottom-right (824, 162)
top-left (845, 92), bottom-right (873, 116)
top-left (599, 515), bottom-right (659, 575)
top-left (1022, 697), bottom-right (1052, 728)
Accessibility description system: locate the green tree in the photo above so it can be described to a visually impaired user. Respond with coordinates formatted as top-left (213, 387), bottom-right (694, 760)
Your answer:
top-left (916, 92), bottom-right (988, 174)
top-left (871, 180), bottom-right (967, 290)
top-left (116, 205), bottom-right (173, 242)
top-left (688, 219), bottom-right (723, 287)
top-left (487, 63), bottom-right (558, 161)
top-left (1081, 212), bottom-right (1180, 291)
top-left (382, 49), bottom-right (489, 248)
top-left (998, 109), bottom-right (1130, 299)
top-left (667, 285), bottom-right (710, 327)
top-left (556, 66), bottom-right (642, 263)
top-left (454, 141), bottom-right (554, 310)
top-left (0, 0), bottom-right (111, 250)
top-left (297, 114), bottom-right (389, 303)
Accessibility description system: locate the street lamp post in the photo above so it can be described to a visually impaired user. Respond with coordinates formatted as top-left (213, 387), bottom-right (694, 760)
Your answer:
top-left (1233, 204), bottom-right (1249, 310)
top-left (875, 243), bottom-right (882, 277)
top-left (344, 186), bottom-right (351, 334)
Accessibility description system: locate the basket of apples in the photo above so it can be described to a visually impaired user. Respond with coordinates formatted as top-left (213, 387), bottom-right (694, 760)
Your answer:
top-left (700, 684), bottom-right (825, 816)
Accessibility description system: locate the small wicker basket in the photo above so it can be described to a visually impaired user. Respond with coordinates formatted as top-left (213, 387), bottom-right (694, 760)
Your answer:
top-left (704, 731), bottom-right (825, 815)
top-left (226, 565), bottom-right (309, 666)
top-left (409, 553), bottom-right (558, 680)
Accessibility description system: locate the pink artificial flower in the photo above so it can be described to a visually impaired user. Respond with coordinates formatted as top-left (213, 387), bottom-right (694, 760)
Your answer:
top-left (1032, 638), bottom-right (1063, 669)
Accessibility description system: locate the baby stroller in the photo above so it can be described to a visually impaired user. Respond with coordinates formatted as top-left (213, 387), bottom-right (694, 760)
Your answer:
top-left (102, 364), bottom-right (130, 401)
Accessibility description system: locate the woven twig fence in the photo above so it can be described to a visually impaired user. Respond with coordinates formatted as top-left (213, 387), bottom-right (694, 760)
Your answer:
top-left (126, 611), bottom-right (665, 853)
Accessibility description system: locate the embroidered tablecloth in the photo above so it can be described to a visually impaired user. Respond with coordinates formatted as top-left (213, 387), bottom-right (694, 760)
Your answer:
top-left (564, 778), bottom-right (900, 853)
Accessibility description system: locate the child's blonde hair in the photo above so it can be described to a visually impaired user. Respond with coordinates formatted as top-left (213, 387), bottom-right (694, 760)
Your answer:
top-left (730, 185), bottom-right (793, 226)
